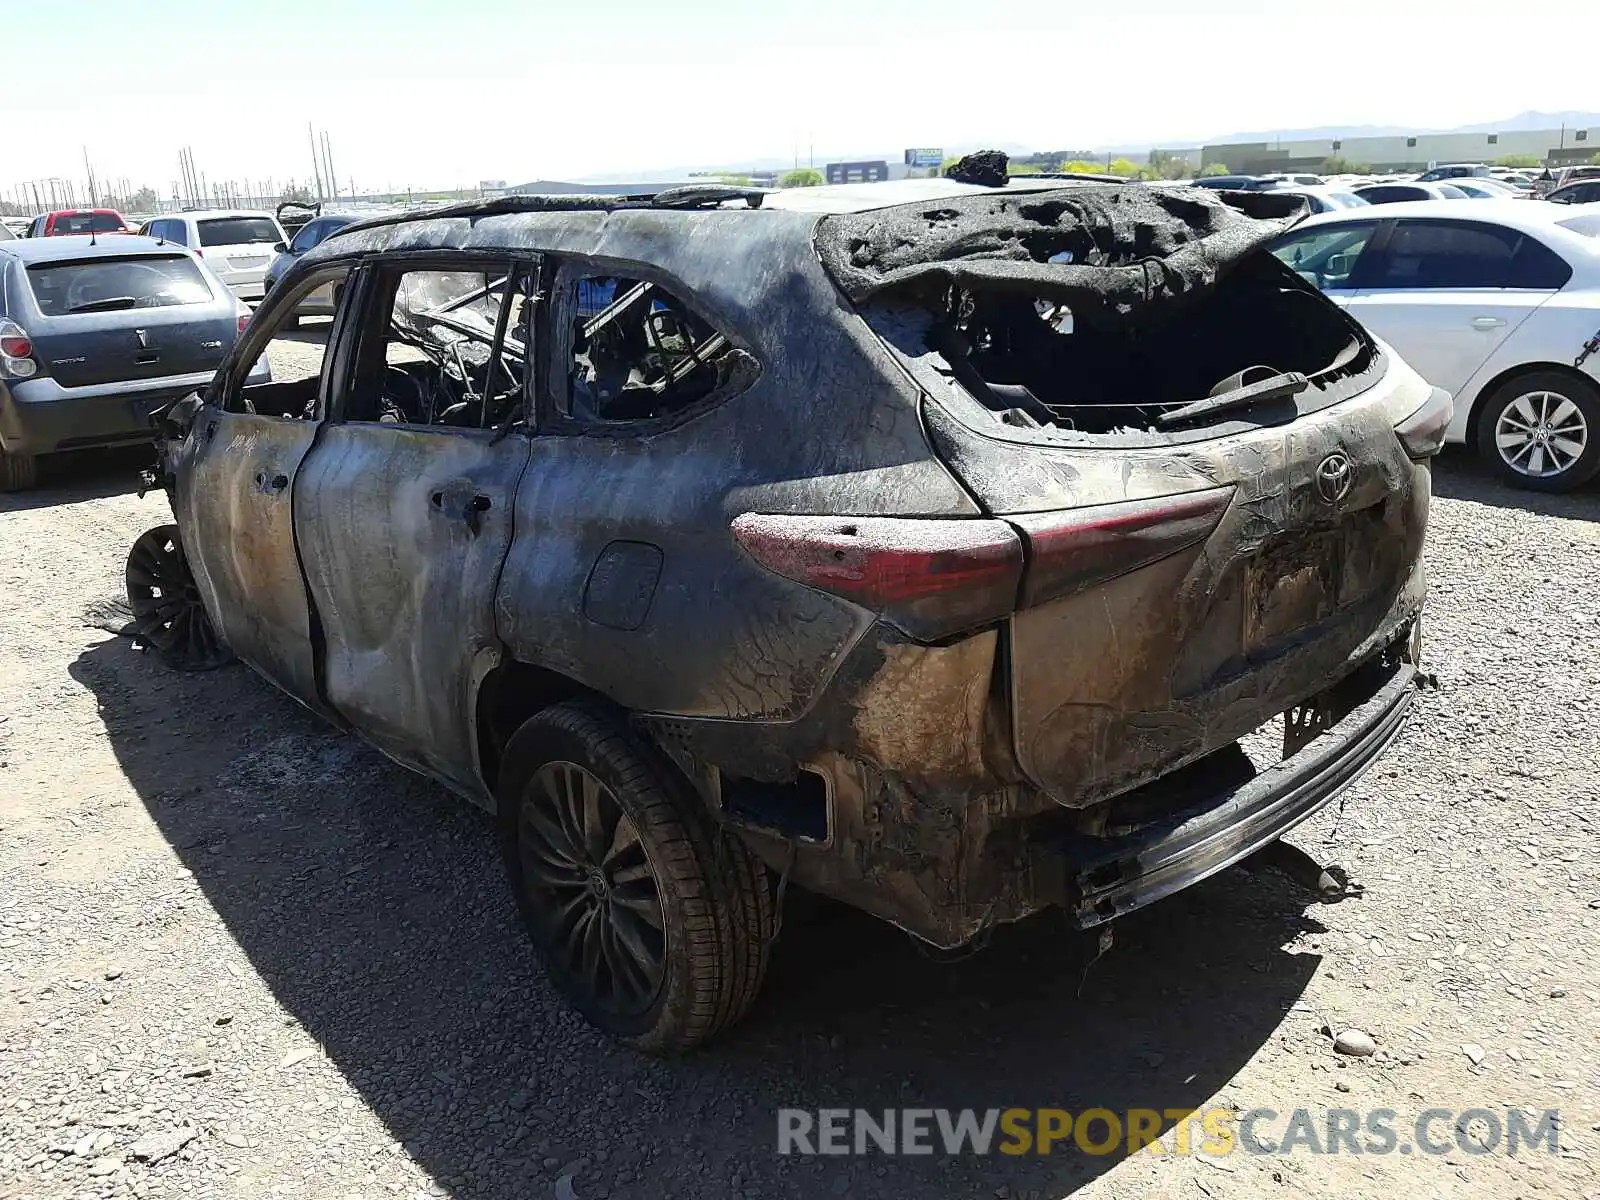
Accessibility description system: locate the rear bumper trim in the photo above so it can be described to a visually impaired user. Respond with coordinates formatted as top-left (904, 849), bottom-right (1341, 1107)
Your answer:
top-left (1048, 659), bottom-right (1417, 928)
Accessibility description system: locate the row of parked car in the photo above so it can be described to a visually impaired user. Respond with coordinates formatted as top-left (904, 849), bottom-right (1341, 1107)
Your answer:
top-left (0, 204), bottom-right (364, 489)
top-left (1189, 163), bottom-right (1600, 213)
top-left (3, 177), bottom-right (1600, 493)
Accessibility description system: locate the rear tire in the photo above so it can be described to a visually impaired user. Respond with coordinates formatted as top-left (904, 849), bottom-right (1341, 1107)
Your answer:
top-left (1475, 370), bottom-right (1600, 492)
top-left (0, 449), bottom-right (37, 492)
top-left (498, 700), bottom-right (773, 1053)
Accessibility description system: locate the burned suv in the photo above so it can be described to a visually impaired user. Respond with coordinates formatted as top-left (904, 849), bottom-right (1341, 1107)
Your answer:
top-left (127, 177), bottom-right (1442, 1052)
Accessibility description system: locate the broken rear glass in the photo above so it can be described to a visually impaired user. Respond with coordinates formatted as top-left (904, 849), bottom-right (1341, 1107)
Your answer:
top-left (822, 185), bottom-right (1381, 438)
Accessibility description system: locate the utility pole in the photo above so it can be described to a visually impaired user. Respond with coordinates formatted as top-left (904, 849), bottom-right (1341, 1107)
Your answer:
top-left (322, 131), bottom-right (336, 203)
top-left (309, 123), bottom-right (325, 202)
top-left (83, 147), bottom-right (98, 207)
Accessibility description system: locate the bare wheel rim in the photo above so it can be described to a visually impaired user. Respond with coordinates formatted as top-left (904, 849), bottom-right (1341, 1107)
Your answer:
top-left (125, 526), bottom-right (228, 669)
top-left (518, 761), bottom-right (666, 1016)
top-left (1494, 390), bottom-right (1589, 478)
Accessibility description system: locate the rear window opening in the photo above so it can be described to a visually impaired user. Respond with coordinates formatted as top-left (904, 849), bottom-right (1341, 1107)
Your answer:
top-left (821, 185), bottom-right (1381, 441)
top-left (197, 217), bottom-right (280, 248)
top-left (867, 252), bottom-right (1375, 437)
top-left (28, 256), bottom-right (214, 315)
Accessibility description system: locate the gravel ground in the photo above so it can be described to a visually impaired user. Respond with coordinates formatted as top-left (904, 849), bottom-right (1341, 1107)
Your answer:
top-left (2, 345), bottom-right (1598, 1199)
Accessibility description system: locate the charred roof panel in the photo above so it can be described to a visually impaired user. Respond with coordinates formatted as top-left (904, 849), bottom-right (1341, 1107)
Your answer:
top-left (814, 184), bottom-right (1308, 328)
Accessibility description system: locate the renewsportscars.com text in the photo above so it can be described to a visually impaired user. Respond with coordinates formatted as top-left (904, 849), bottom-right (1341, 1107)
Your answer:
top-left (776, 1107), bottom-right (1561, 1158)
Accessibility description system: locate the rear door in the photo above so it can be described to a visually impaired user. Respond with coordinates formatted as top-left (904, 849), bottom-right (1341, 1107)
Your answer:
top-left (18, 252), bottom-right (237, 388)
top-left (290, 257), bottom-right (537, 799)
top-left (176, 263), bottom-right (357, 714)
top-left (1343, 218), bottom-right (1569, 396)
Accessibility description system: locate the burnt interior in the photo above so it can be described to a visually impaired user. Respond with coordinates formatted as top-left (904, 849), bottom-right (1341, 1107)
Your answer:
top-left (916, 253), bottom-right (1367, 434)
top-left (821, 184), bottom-right (1376, 436)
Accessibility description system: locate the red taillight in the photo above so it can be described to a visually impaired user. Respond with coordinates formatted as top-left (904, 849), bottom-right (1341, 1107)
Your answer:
top-left (1010, 487), bottom-right (1235, 608)
top-left (731, 514), bottom-right (1024, 640)
top-left (732, 489), bottom-right (1234, 640)
top-left (237, 313), bottom-right (250, 335)
top-left (0, 334), bottom-right (31, 358)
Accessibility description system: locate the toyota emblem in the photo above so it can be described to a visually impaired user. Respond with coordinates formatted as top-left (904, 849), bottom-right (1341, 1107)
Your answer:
top-left (1315, 452), bottom-right (1354, 504)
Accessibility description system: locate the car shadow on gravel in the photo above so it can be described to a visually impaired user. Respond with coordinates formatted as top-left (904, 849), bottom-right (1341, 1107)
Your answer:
top-left (0, 445), bottom-right (150, 513)
top-left (72, 635), bottom-right (1334, 1200)
top-left (1432, 446), bottom-right (1600, 518)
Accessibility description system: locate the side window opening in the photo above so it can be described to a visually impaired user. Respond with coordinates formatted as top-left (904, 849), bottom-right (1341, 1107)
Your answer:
top-left (230, 265), bottom-right (354, 417)
top-left (566, 273), bottom-right (749, 422)
top-left (343, 264), bottom-right (535, 429)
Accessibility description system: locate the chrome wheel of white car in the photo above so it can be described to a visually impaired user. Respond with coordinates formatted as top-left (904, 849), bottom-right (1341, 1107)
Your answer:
top-left (1494, 390), bottom-right (1589, 479)
top-left (1477, 372), bottom-right (1600, 493)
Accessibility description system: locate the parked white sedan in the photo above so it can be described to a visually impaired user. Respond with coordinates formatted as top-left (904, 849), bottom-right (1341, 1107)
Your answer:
top-left (1272, 200), bottom-right (1600, 490)
top-left (136, 210), bottom-right (287, 302)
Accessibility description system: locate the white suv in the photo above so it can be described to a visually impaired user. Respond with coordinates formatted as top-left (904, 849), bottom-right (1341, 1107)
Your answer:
top-left (137, 210), bottom-right (287, 302)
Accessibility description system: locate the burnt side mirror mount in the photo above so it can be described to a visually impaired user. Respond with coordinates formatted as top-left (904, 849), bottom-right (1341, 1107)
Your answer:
top-left (159, 391), bottom-right (206, 439)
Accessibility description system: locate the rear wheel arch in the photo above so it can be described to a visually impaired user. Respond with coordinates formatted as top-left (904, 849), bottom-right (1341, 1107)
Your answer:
top-left (474, 658), bottom-right (602, 793)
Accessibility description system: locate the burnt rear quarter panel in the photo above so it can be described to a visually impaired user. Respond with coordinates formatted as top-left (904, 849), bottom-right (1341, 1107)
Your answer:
top-left (488, 206), bottom-right (981, 724)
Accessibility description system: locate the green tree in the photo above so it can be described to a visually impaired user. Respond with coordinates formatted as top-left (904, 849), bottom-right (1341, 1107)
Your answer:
top-left (1494, 154), bottom-right (1543, 169)
top-left (1320, 157), bottom-right (1371, 175)
top-left (1064, 160), bottom-right (1106, 174)
top-left (1007, 163), bottom-right (1043, 176)
top-left (716, 174), bottom-right (753, 187)
top-left (1148, 150), bottom-right (1193, 180)
top-left (127, 186), bottom-right (159, 212)
top-left (1200, 162), bottom-right (1233, 177)
top-left (1589, 151), bottom-right (1600, 166)
top-left (779, 168), bottom-right (823, 188)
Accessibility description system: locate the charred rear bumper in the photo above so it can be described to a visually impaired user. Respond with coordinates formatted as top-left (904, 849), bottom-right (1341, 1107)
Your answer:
top-left (1036, 654), bottom-right (1418, 929)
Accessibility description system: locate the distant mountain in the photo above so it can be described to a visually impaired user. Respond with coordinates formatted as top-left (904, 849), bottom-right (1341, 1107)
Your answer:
top-left (1449, 110), bottom-right (1600, 133)
top-left (578, 142), bottom-right (1033, 184)
top-left (1181, 123), bottom-right (1416, 148)
top-left (1135, 112), bottom-right (1600, 153)
top-left (562, 115), bottom-right (1600, 186)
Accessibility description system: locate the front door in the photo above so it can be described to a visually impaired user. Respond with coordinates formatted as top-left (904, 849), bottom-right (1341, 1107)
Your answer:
top-left (177, 263), bottom-right (355, 714)
top-left (290, 258), bottom-right (537, 800)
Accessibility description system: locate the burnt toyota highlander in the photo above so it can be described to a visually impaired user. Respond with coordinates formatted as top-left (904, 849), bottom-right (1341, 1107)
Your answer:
top-left (124, 172), bottom-right (1444, 1052)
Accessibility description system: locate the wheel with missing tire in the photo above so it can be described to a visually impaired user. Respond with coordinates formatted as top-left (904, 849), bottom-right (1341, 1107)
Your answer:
top-left (1475, 371), bottom-right (1600, 492)
top-left (498, 701), bottom-right (773, 1053)
top-left (125, 525), bottom-right (234, 671)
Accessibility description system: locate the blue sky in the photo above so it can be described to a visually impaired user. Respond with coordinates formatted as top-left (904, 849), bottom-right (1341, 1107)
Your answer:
top-left (8, 0), bottom-right (1593, 199)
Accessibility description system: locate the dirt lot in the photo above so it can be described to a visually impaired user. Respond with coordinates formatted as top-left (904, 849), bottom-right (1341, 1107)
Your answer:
top-left (2, 352), bottom-right (1598, 1199)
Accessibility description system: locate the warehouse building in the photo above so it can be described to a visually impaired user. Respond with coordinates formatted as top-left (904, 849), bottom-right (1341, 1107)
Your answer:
top-left (1203, 125), bottom-right (1596, 174)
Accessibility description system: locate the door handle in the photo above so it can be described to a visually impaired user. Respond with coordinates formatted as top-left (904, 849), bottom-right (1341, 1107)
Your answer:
top-left (255, 471), bottom-right (289, 494)
top-left (1470, 316), bottom-right (1507, 330)
top-left (430, 490), bottom-right (492, 534)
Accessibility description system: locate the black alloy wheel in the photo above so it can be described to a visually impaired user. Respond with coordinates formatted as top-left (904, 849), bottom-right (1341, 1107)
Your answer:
top-left (517, 760), bottom-right (667, 1017)
top-left (124, 524), bottom-right (234, 671)
top-left (498, 701), bottom-right (774, 1052)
